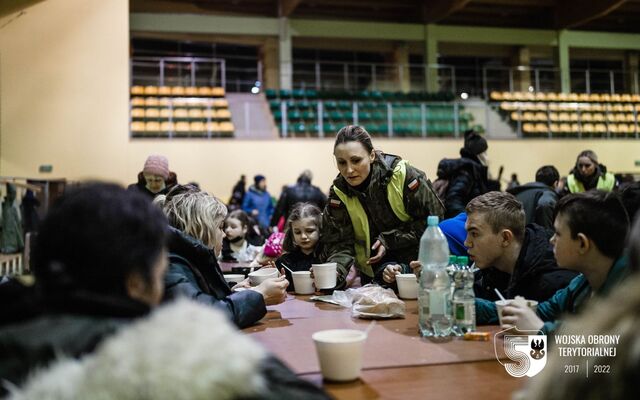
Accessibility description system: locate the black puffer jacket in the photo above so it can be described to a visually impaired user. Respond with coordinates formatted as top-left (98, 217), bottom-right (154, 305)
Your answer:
top-left (474, 224), bottom-right (578, 302)
top-left (508, 182), bottom-right (558, 231)
top-left (270, 177), bottom-right (327, 226)
top-left (437, 149), bottom-right (490, 219)
top-left (164, 227), bottom-right (267, 329)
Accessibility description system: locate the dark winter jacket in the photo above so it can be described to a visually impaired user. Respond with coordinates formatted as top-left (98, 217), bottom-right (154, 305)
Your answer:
top-left (275, 248), bottom-right (323, 292)
top-left (126, 180), bottom-right (167, 200)
top-left (437, 149), bottom-right (490, 219)
top-left (7, 300), bottom-right (332, 400)
top-left (475, 224), bottom-right (579, 323)
top-left (242, 186), bottom-right (275, 229)
top-left (0, 286), bottom-right (150, 393)
top-left (508, 182), bottom-right (558, 231)
top-left (270, 177), bottom-right (327, 226)
top-left (322, 153), bottom-right (444, 288)
top-left (164, 227), bottom-right (267, 329)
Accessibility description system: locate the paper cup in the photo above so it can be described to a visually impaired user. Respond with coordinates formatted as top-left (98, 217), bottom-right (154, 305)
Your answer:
top-left (292, 271), bottom-right (315, 295)
top-left (223, 274), bottom-right (245, 285)
top-left (248, 268), bottom-right (278, 286)
top-left (312, 329), bottom-right (367, 382)
top-left (495, 299), bottom-right (539, 327)
top-left (312, 263), bottom-right (337, 289)
top-left (396, 273), bottom-right (418, 299)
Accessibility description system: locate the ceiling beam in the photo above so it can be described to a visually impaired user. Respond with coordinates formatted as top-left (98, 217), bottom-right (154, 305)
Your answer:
top-left (555, 0), bottom-right (627, 29)
top-left (279, 0), bottom-right (303, 17)
top-left (421, 0), bottom-right (471, 23)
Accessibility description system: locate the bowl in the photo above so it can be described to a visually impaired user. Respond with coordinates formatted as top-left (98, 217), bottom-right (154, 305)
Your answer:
top-left (248, 267), bottom-right (279, 286)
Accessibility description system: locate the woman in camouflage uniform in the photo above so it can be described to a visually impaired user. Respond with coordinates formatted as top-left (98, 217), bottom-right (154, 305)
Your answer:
top-left (321, 125), bottom-right (444, 288)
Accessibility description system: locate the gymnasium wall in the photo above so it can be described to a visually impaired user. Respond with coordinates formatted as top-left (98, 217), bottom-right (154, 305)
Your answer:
top-left (1, 0), bottom-right (640, 202)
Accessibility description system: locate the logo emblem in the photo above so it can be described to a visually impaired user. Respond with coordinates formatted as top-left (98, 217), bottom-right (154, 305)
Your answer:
top-left (494, 329), bottom-right (547, 377)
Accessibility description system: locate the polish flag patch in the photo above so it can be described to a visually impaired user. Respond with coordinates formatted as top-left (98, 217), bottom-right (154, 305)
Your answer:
top-left (330, 198), bottom-right (342, 208)
top-left (408, 178), bottom-right (420, 191)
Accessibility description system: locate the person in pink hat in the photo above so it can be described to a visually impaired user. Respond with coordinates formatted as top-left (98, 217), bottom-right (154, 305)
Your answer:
top-left (127, 155), bottom-right (170, 199)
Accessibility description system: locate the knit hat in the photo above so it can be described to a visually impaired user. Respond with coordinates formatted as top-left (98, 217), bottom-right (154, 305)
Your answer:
top-left (463, 130), bottom-right (488, 156)
top-left (143, 155), bottom-right (169, 180)
top-left (254, 174), bottom-right (266, 186)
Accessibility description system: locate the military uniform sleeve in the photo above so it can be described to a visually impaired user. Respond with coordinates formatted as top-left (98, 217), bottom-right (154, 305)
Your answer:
top-left (320, 187), bottom-right (354, 286)
top-left (378, 165), bottom-right (444, 251)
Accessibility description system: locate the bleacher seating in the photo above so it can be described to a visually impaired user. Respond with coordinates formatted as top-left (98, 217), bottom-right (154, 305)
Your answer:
top-left (129, 86), bottom-right (234, 138)
top-left (490, 91), bottom-right (640, 138)
top-left (266, 89), bottom-right (473, 137)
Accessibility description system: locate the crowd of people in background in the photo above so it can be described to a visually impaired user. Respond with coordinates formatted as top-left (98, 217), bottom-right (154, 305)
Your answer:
top-left (1, 126), bottom-right (639, 398)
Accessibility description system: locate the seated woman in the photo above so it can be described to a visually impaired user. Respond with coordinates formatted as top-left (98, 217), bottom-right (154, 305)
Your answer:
top-left (0, 183), bottom-right (330, 399)
top-left (155, 184), bottom-right (288, 329)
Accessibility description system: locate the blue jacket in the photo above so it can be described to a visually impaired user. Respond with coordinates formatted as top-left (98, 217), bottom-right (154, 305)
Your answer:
top-left (439, 212), bottom-right (468, 256)
top-left (476, 256), bottom-right (629, 334)
top-left (242, 186), bottom-right (274, 229)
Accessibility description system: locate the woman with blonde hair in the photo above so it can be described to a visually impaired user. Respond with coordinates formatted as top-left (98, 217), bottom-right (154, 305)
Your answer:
top-left (156, 184), bottom-right (288, 329)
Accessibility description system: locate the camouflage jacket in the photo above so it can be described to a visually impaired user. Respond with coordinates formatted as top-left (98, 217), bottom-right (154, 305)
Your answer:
top-left (321, 154), bottom-right (444, 287)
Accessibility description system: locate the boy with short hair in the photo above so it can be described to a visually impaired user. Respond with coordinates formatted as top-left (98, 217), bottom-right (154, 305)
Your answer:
top-left (500, 190), bottom-right (630, 334)
top-left (465, 191), bottom-right (577, 324)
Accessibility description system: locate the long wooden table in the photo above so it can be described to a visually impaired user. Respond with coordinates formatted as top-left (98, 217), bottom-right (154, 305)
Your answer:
top-left (243, 293), bottom-right (524, 399)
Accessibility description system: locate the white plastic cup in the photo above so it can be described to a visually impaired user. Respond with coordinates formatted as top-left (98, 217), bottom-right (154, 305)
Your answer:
top-left (312, 329), bottom-right (367, 382)
top-left (292, 271), bottom-right (315, 295)
top-left (495, 299), bottom-right (539, 327)
top-left (312, 263), bottom-right (338, 289)
top-left (223, 274), bottom-right (245, 284)
top-left (248, 268), bottom-right (279, 286)
top-left (396, 273), bottom-right (418, 299)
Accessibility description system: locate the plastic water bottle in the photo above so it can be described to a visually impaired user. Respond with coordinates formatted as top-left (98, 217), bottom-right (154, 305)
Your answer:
top-left (457, 256), bottom-right (469, 270)
top-left (418, 216), bottom-right (452, 337)
top-left (452, 269), bottom-right (476, 334)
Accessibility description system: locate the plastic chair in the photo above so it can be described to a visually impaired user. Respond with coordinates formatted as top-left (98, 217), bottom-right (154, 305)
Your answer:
top-left (131, 97), bottom-right (145, 107)
top-left (171, 86), bottom-right (186, 96)
top-left (131, 108), bottom-right (145, 119)
top-left (145, 97), bottom-right (159, 107)
top-left (197, 87), bottom-right (213, 97)
top-left (216, 109), bottom-right (231, 119)
top-left (131, 86), bottom-right (145, 95)
top-left (131, 121), bottom-right (145, 133)
top-left (145, 109), bottom-right (160, 118)
top-left (158, 86), bottom-right (171, 96)
top-left (144, 86), bottom-right (159, 96)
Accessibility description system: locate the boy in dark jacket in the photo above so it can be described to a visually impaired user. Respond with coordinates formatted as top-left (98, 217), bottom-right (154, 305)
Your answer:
top-left (500, 191), bottom-right (630, 335)
top-left (507, 165), bottom-right (559, 232)
top-left (464, 192), bottom-right (578, 324)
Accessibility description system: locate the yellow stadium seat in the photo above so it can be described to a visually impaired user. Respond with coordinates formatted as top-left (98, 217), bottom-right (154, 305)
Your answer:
top-left (546, 93), bottom-right (558, 101)
top-left (594, 123), bottom-right (607, 133)
top-left (580, 113), bottom-right (593, 122)
top-left (568, 93), bottom-right (579, 102)
top-left (608, 124), bottom-right (619, 134)
top-left (549, 123), bottom-right (560, 133)
top-left (606, 114), bottom-right (616, 123)
top-left (626, 113), bottom-right (636, 122)
top-left (591, 104), bottom-right (604, 112)
top-left (557, 93), bottom-right (569, 102)
top-left (535, 112), bottom-right (547, 121)
top-left (158, 86), bottom-right (171, 96)
top-left (185, 87), bottom-right (198, 97)
top-left (511, 111), bottom-right (521, 121)
top-left (131, 86), bottom-right (145, 95)
top-left (578, 93), bottom-right (589, 102)
top-left (198, 87), bottom-right (213, 96)
top-left (190, 121), bottom-right (206, 132)
top-left (522, 123), bottom-right (535, 133)
top-left (145, 121), bottom-right (160, 132)
top-left (523, 92), bottom-right (535, 101)
top-left (582, 123), bottom-right (595, 134)
top-left (490, 91), bottom-right (503, 101)
top-left (131, 97), bottom-right (145, 107)
top-left (216, 109), bottom-right (231, 119)
top-left (159, 97), bottom-right (171, 106)
top-left (145, 97), bottom-right (159, 107)
top-left (611, 94), bottom-right (621, 102)
top-left (131, 121), bottom-right (145, 132)
top-left (615, 113), bottom-right (627, 122)
top-left (558, 112), bottom-right (571, 121)
top-left (203, 109), bottom-right (215, 119)
top-left (592, 113), bottom-right (606, 122)
top-left (160, 109), bottom-right (171, 119)
top-left (173, 109), bottom-right (188, 119)
top-left (623, 104), bottom-right (634, 112)
top-left (512, 92), bottom-right (525, 101)
top-left (548, 103), bottom-right (560, 111)
top-left (571, 123), bottom-right (580, 132)
top-left (160, 121), bottom-right (174, 132)
top-left (559, 123), bottom-right (572, 134)
top-left (588, 93), bottom-right (601, 102)
top-left (188, 109), bottom-right (204, 119)
top-left (218, 121), bottom-right (234, 132)
top-left (171, 86), bottom-right (186, 96)
top-left (534, 102), bottom-right (547, 111)
top-left (172, 98), bottom-right (188, 107)
top-left (631, 94), bottom-right (640, 102)
top-left (212, 99), bottom-right (229, 108)
top-left (212, 87), bottom-right (226, 97)
top-left (611, 104), bottom-right (623, 112)
top-left (621, 94), bottom-right (632, 102)
top-left (175, 121), bottom-right (190, 132)
top-left (144, 86), bottom-right (159, 96)
top-left (535, 123), bottom-right (548, 133)
top-left (617, 123), bottom-right (630, 134)
top-left (131, 108), bottom-right (145, 118)
top-left (207, 121), bottom-right (221, 132)
top-left (145, 109), bottom-right (160, 118)
top-left (549, 112), bottom-right (559, 121)
top-left (534, 92), bottom-right (547, 101)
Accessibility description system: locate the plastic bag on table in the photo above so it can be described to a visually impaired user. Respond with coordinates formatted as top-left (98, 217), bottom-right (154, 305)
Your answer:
top-left (310, 284), bottom-right (405, 319)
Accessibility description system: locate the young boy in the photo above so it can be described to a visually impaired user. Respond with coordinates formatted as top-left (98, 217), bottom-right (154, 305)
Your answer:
top-left (500, 190), bottom-right (630, 334)
top-left (465, 192), bottom-right (577, 324)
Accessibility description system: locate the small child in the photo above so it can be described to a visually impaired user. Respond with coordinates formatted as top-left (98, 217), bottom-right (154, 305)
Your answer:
top-left (221, 210), bottom-right (263, 263)
top-left (275, 203), bottom-right (323, 292)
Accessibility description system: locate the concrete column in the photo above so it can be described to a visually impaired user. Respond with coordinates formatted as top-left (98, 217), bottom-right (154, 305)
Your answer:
top-left (557, 30), bottom-right (570, 93)
top-left (260, 37), bottom-right (280, 90)
top-left (424, 24), bottom-right (438, 92)
top-left (512, 46), bottom-right (531, 92)
top-left (279, 17), bottom-right (293, 90)
top-left (392, 42), bottom-right (411, 93)
top-left (625, 51), bottom-right (639, 94)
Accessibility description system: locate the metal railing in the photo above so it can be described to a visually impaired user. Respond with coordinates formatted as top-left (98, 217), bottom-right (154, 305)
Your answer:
top-left (131, 56), bottom-right (228, 89)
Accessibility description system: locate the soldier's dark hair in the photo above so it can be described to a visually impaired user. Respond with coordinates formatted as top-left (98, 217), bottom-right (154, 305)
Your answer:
top-left (33, 182), bottom-right (168, 297)
top-left (536, 165), bottom-right (560, 187)
top-left (334, 125), bottom-right (374, 153)
top-left (283, 203), bottom-right (322, 252)
top-left (555, 190), bottom-right (629, 260)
